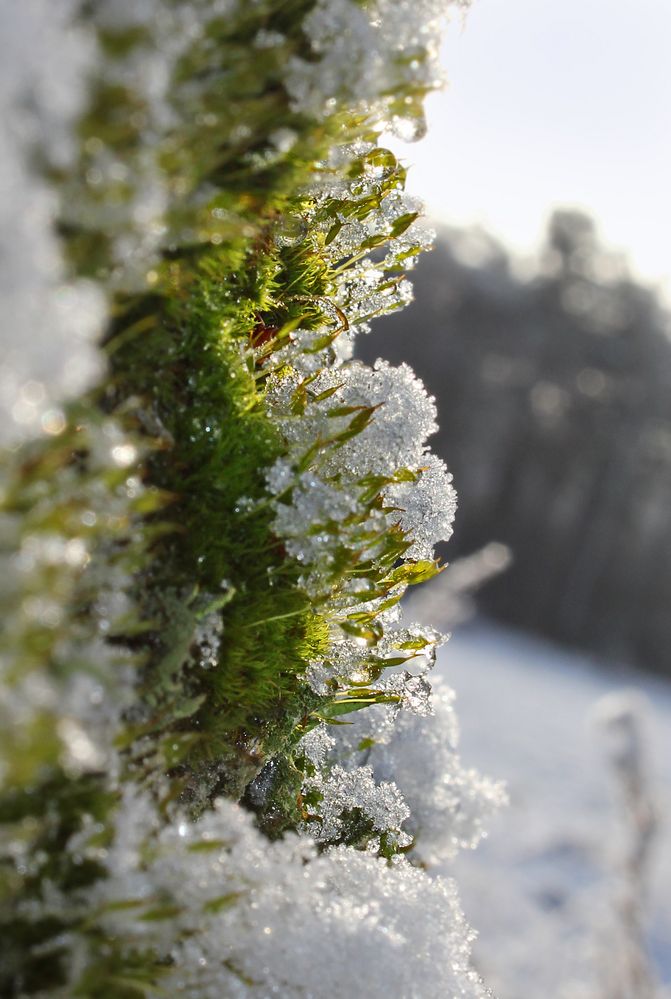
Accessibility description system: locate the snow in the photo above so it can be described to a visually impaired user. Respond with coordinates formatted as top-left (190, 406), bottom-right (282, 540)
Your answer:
top-left (75, 789), bottom-right (490, 999)
top-left (330, 676), bottom-right (506, 864)
top-left (286, 0), bottom-right (467, 134)
top-left (431, 619), bottom-right (671, 998)
top-left (0, 0), bottom-right (105, 445)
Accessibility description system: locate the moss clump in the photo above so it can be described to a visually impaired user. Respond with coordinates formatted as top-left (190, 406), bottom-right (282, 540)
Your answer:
top-left (105, 239), bottom-right (337, 801)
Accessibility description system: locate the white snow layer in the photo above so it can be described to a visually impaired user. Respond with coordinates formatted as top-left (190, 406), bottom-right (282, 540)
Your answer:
top-left (81, 790), bottom-right (490, 999)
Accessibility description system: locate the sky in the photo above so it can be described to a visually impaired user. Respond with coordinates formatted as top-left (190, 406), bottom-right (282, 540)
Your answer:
top-left (386, 0), bottom-right (671, 300)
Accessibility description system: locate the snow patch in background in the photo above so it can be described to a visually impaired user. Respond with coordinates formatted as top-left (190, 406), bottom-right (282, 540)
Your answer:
top-left (435, 620), bottom-right (671, 998)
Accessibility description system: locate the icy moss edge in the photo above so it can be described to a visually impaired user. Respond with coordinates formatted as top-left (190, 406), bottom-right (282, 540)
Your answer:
top-left (63, 0), bottom-right (460, 817)
top-left (0, 2), bottom-right (485, 996)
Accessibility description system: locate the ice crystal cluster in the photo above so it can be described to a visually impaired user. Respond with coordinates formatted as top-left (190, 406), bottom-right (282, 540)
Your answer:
top-left (260, 142), bottom-right (459, 756)
top-left (324, 678), bottom-right (507, 864)
top-left (264, 358), bottom-right (456, 589)
top-left (0, 1), bottom-right (501, 997)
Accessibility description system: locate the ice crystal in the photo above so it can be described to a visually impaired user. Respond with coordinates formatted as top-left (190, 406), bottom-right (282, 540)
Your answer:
top-left (264, 357), bottom-right (453, 618)
top-left (272, 472), bottom-right (360, 568)
top-left (264, 341), bottom-right (455, 716)
top-left (386, 454), bottom-right (458, 560)
top-left (193, 612), bottom-right (224, 670)
top-left (282, 148), bottom-right (436, 358)
top-left (330, 360), bottom-right (438, 476)
top-left (381, 670), bottom-right (435, 717)
top-left (335, 263), bottom-right (415, 327)
top-left (307, 608), bottom-right (443, 692)
top-left (266, 360), bottom-right (437, 483)
top-left (57, 0), bottom-right (456, 295)
top-left (1, 2), bottom-right (496, 993)
top-left (302, 762), bottom-right (410, 847)
top-left (245, 0), bottom-right (487, 927)
top-left (300, 724), bottom-right (337, 768)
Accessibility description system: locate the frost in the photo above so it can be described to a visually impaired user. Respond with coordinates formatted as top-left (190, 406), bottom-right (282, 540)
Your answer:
top-left (323, 360), bottom-right (439, 478)
top-left (55, 1), bottom-right (243, 290)
top-left (254, 28), bottom-right (286, 49)
top-left (264, 458), bottom-right (295, 496)
top-left (266, 360), bottom-right (438, 483)
top-left (0, 418), bottom-right (143, 791)
top-left (264, 358), bottom-right (453, 618)
top-left (331, 678), bottom-right (506, 865)
top-left (301, 762), bottom-right (411, 847)
top-left (286, 0), bottom-right (469, 137)
top-left (272, 472), bottom-right (360, 568)
top-left (300, 724), bottom-right (337, 768)
top-left (307, 608), bottom-right (444, 694)
top-left (381, 670), bottom-right (435, 717)
top-left (193, 612), bottom-right (224, 670)
top-left (264, 360), bottom-right (455, 719)
top-left (284, 152), bottom-right (436, 353)
top-left (259, 131), bottom-right (458, 708)
top-left (1, 3), bottom-right (497, 995)
top-left (75, 789), bottom-right (490, 998)
top-left (335, 262), bottom-right (415, 327)
top-left (387, 454), bottom-right (458, 560)
top-left (61, 1), bottom-right (197, 287)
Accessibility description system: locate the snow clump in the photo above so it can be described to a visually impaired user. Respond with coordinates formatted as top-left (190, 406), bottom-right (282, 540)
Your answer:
top-left (78, 789), bottom-right (490, 999)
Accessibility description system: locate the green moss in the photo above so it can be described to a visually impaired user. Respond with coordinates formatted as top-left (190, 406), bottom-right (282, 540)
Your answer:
top-left (105, 239), bottom-right (336, 801)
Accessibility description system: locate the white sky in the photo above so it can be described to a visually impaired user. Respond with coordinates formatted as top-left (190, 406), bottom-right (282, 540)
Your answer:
top-left (386, 0), bottom-right (671, 299)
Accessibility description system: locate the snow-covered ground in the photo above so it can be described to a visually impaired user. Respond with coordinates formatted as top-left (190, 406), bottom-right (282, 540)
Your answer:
top-left (435, 620), bottom-right (671, 999)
